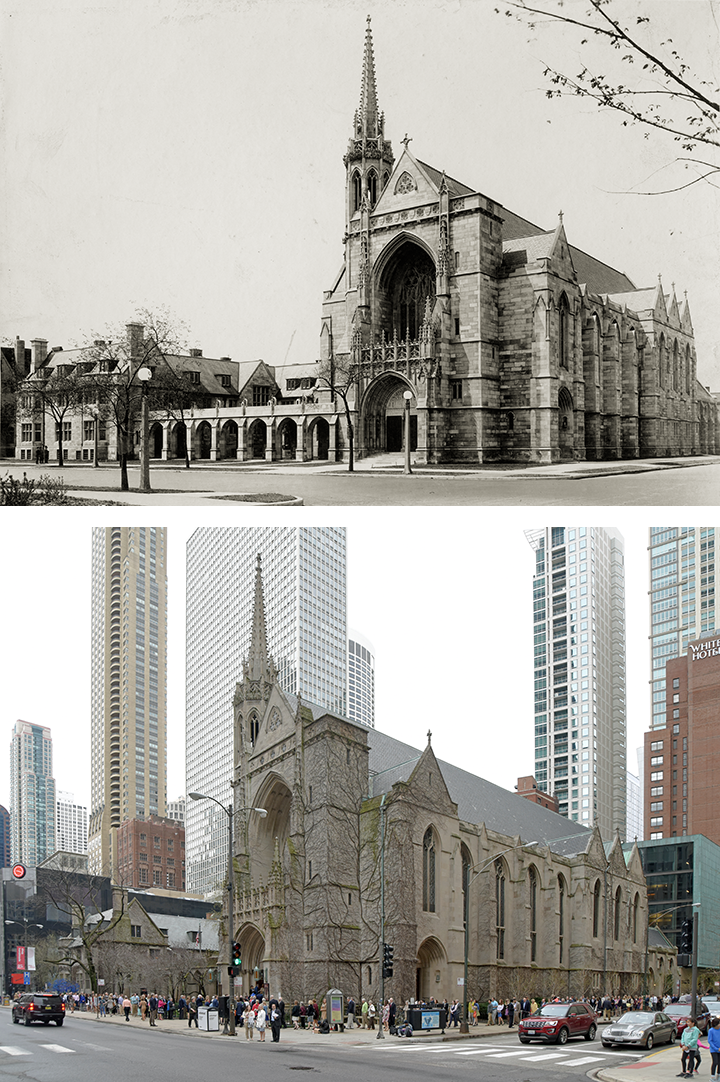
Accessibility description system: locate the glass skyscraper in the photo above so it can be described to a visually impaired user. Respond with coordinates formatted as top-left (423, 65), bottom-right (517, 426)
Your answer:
top-left (347, 629), bottom-right (375, 728)
top-left (89, 527), bottom-right (167, 877)
top-left (527, 526), bottom-right (627, 841)
top-left (10, 720), bottom-right (56, 865)
top-left (648, 527), bottom-right (717, 730)
top-left (185, 526), bottom-right (347, 894)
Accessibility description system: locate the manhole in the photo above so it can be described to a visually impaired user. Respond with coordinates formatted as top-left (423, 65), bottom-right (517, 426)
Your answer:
top-left (288, 1068), bottom-right (315, 1072)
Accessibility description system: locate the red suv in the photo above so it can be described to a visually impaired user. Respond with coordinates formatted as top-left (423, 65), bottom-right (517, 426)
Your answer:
top-left (518, 1001), bottom-right (597, 1045)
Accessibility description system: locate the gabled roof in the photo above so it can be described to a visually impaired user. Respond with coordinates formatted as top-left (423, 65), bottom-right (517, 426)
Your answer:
top-left (415, 160), bottom-right (475, 199)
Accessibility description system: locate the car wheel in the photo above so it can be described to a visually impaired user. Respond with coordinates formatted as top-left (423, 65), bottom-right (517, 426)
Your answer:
top-left (56, 1019), bottom-right (64, 1027)
top-left (556, 1027), bottom-right (569, 1045)
top-left (669, 1030), bottom-right (676, 1045)
top-left (12, 1014), bottom-right (19, 1024)
top-left (646, 1034), bottom-right (653, 1050)
top-left (42, 1020), bottom-right (50, 1025)
top-left (24, 1015), bottom-right (31, 1026)
top-left (585, 1024), bottom-right (597, 1041)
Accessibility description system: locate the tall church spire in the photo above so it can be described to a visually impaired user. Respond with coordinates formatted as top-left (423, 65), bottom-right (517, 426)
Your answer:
top-left (357, 15), bottom-right (379, 139)
top-left (247, 553), bottom-right (272, 682)
top-left (344, 16), bottom-right (394, 223)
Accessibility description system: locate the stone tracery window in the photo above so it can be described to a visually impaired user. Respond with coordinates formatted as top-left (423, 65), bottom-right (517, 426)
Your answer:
top-left (398, 263), bottom-right (435, 340)
top-left (394, 171), bottom-right (416, 194)
top-left (367, 170), bottom-right (378, 207)
top-left (423, 828), bottom-right (436, 913)
top-left (614, 886), bottom-right (622, 940)
top-left (529, 866), bottom-right (538, 961)
top-left (496, 859), bottom-right (506, 959)
top-left (352, 171), bottom-right (362, 213)
top-left (593, 879), bottom-right (601, 938)
top-left (558, 874), bottom-right (566, 963)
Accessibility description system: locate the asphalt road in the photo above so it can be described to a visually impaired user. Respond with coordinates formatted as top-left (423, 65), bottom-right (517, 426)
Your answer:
top-left (4, 459), bottom-right (720, 505)
top-left (0, 1013), bottom-right (650, 1082)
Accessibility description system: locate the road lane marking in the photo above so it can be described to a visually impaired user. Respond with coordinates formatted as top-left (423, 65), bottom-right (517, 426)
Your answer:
top-left (0, 1046), bottom-right (31, 1056)
top-left (486, 1050), bottom-right (545, 1058)
top-left (39, 1044), bottom-right (76, 1053)
top-left (561, 1056), bottom-right (605, 1066)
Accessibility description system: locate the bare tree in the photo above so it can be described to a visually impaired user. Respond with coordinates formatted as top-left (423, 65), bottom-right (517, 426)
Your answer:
top-left (315, 355), bottom-right (358, 472)
top-left (20, 363), bottom-right (85, 466)
top-left (499, 0), bottom-right (720, 192)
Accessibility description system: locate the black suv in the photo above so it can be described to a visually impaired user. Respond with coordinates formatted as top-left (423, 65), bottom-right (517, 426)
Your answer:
top-left (12, 993), bottom-right (66, 1026)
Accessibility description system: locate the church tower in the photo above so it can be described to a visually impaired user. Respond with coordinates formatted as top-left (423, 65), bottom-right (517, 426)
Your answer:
top-left (343, 16), bottom-right (394, 228)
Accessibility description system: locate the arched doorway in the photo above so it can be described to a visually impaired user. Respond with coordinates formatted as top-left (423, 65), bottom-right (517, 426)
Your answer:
top-left (308, 418), bottom-right (330, 460)
top-left (558, 387), bottom-right (574, 459)
top-left (220, 420), bottom-right (238, 460)
top-left (237, 923), bottom-right (266, 995)
top-left (361, 374), bottom-right (417, 455)
top-left (277, 418), bottom-right (297, 460)
top-left (150, 423), bottom-right (163, 459)
top-left (377, 239), bottom-right (436, 341)
top-left (195, 421), bottom-right (212, 460)
top-left (248, 420), bottom-right (267, 460)
top-left (416, 936), bottom-right (447, 1003)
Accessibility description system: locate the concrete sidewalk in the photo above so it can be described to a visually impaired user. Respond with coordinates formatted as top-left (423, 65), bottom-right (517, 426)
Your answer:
top-left (597, 1042), bottom-right (702, 1081)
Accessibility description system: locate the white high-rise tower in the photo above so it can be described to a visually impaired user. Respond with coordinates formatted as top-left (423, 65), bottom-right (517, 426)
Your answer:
top-left (526, 526), bottom-right (627, 840)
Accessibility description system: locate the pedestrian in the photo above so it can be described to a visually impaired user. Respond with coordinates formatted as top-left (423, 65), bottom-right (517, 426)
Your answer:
top-left (140, 995), bottom-right (148, 1020)
top-left (187, 996), bottom-right (198, 1028)
top-left (680, 1017), bottom-right (701, 1077)
top-left (148, 993), bottom-right (158, 1026)
top-left (709, 1017), bottom-right (720, 1077)
top-left (449, 1000), bottom-right (459, 1027)
top-left (270, 1003), bottom-right (281, 1042)
top-left (507, 999), bottom-right (515, 1029)
top-left (489, 997), bottom-right (498, 1025)
top-left (131, 993), bottom-right (139, 1017)
top-left (367, 1001), bottom-right (376, 1029)
top-left (278, 996), bottom-right (286, 1028)
top-left (361, 998), bottom-right (368, 1028)
top-left (123, 996), bottom-right (131, 1021)
top-left (382, 1000), bottom-right (390, 1031)
top-left (291, 1001), bottom-right (301, 1029)
top-left (255, 1004), bottom-right (267, 1042)
top-left (243, 1003), bottom-right (255, 1040)
top-left (346, 996), bottom-right (355, 1029)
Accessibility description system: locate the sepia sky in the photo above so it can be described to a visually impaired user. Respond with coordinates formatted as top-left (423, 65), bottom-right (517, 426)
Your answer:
top-left (2, 0), bottom-right (719, 383)
top-left (0, 507), bottom-right (656, 815)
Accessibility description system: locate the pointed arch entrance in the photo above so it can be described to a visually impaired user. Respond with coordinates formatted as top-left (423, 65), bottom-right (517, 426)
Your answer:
top-left (360, 374), bottom-right (417, 456)
top-left (416, 936), bottom-right (447, 1003)
top-left (237, 922), bottom-right (266, 994)
top-left (558, 387), bottom-right (574, 459)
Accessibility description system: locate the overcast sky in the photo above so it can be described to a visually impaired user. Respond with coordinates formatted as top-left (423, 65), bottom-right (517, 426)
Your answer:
top-left (2, 0), bottom-right (719, 384)
top-left (1, 507), bottom-right (661, 815)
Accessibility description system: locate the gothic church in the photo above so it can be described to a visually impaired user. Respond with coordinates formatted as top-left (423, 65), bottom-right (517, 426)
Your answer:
top-left (319, 18), bottom-right (718, 463)
top-left (228, 558), bottom-right (668, 1006)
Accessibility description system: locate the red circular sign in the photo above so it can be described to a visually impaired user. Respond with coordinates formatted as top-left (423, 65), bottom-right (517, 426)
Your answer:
top-left (11, 863), bottom-right (26, 879)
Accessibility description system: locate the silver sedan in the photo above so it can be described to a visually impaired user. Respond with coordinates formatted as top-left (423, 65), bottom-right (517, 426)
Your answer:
top-left (601, 1011), bottom-right (676, 1049)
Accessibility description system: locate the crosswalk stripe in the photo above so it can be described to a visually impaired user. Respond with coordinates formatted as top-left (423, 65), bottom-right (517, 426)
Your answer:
top-left (455, 1048), bottom-right (506, 1055)
top-left (0, 1046), bottom-right (31, 1056)
top-left (561, 1056), bottom-right (605, 1066)
top-left (487, 1050), bottom-right (541, 1058)
top-left (520, 1052), bottom-right (569, 1060)
top-left (39, 1044), bottom-right (75, 1053)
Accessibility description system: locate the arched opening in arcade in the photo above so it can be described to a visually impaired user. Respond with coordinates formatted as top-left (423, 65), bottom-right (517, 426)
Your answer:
top-left (150, 423), bottom-right (163, 459)
top-left (195, 421), bottom-right (212, 460)
top-left (361, 374), bottom-right (417, 456)
top-left (416, 936), bottom-right (447, 1004)
top-left (558, 386), bottom-right (574, 459)
top-left (277, 418), bottom-right (297, 460)
top-left (219, 420), bottom-right (238, 460)
top-left (376, 239), bottom-right (436, 341)
top-left (248, 419), bottom-right (267, 460)
top-left (308, 417), bottom-right (330, 460)
top-left (171, 421), bottom-right (187, 461)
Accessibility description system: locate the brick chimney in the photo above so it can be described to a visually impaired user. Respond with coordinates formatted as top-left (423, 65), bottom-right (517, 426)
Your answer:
top-left (14, 337), bottom-right (26, 377)
top-left (189, 348), bottom-right (203, 357)
top-left (30, 338), bottom-right (48, 375)
top-left (126, 322), bottom-right (144, 359)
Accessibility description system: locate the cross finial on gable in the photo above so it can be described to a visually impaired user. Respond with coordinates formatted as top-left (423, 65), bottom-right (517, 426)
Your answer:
top-left (427, 729), bottom-right (432, 746)
top-left (558, 210), bottom-right (564, 224)
top-left (401, 133), bottom-right (412, 149)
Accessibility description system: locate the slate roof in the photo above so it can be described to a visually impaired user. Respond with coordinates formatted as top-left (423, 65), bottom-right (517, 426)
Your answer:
top-left (416, 160), bottom-right (476, 199)
top-left (648, 925), bottom-right (675, 951)
top-left (286, 693), bottom-right (592, 858)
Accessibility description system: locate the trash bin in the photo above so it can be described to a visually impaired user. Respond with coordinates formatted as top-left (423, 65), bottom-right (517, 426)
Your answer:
top-left (197, 1006), bottom-right (219, 1031)
top-left (406, 1007), bottom-right (447, 1033)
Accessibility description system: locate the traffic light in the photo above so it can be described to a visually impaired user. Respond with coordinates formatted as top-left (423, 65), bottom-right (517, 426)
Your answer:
top-left (680, 920), bottom-right (693, 954)
top-left (229, 942), bottom-right (241, 976)
top-left (382, 943), bottom-right (394, 979)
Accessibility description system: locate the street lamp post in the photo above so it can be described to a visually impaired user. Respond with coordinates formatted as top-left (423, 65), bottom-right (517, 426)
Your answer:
top-left (459, 842), bottom-right (536, 1034)
top-left (188, 792), bottom-right (266, 1036)
top-left (403, 390), bottom-right (413, 475)
top-left (137, 366), bottom-right (152, 492)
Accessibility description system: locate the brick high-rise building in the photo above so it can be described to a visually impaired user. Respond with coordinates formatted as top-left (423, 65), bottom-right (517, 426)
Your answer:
top-left (90, 527), bottom-right (168, 878)
top-left (644, 632), bottom-right (720, 843)
top-left (116, 815), bottom-right (185, 892)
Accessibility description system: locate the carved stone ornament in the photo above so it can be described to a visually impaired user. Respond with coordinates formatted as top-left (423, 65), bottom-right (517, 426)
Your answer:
top-left (247, 681), bottom-right (262, 700)
top-left (269, 708), bottom-right (282, 731)
top-left (394, 171), bottom-right (416, 195)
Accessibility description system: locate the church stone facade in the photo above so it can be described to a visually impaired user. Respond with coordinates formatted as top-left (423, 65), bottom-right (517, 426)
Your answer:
top-left (318, 17), bottom-right (718, 464)
top-left (227, 558), bottom-right (668, 1006)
